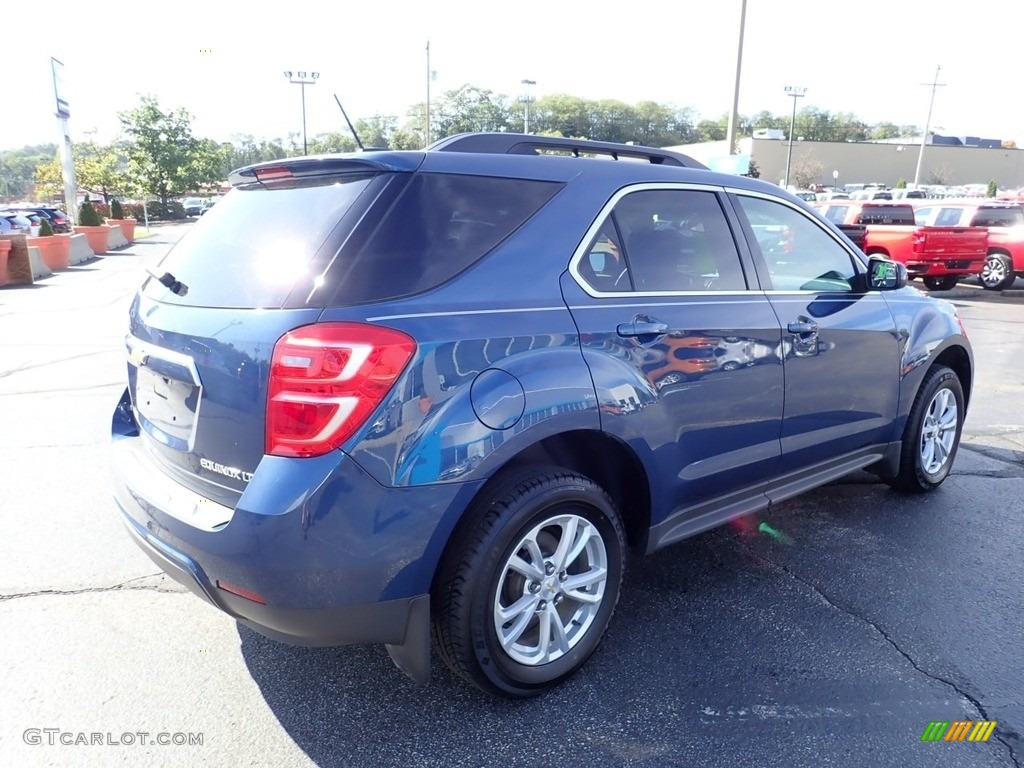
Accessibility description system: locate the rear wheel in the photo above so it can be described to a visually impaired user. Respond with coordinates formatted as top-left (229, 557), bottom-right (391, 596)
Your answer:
top-left (433, 467), bottom-right (625, 698)
top-left (922, 275), bottom-right (960, 291)
top-left (887, 365), bottom-right (964, 493)
top-left (980, 253), bottom-right (1015, 291)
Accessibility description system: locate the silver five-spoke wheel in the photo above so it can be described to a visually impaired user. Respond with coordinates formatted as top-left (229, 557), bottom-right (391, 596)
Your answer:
top-left (433, 467), bottom-right (625, 697)
top-left (919, 388), bottom-right (958, 475)
top-left (493, 513), bottom-right (608, 666)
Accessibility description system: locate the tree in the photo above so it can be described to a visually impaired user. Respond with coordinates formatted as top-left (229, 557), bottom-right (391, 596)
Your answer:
top-left (791, 156), bottom-right (824, 189)
top-left (119, 96), bottom-right (222, 205)
top-left (33, 157), bottom-right (64, 201)
top-left (896, 178), bottom-right (907, 189)
top-left (74, 142), bottom-right (129, 204)
top-left (432, 85), bottom-right (513, 137)
top-left (987, 179), bottom-right (998, 198)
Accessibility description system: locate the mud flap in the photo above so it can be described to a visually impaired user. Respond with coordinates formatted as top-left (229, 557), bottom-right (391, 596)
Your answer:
top-left (385, 594), bottom-right (431, 684)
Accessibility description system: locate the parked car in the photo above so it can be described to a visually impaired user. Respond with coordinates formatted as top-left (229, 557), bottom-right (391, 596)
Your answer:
top-left (182, 197), bottom-right (206, 217)
top-left (912, 200), bottom-right (1024, 290)
top-left (11, 206), bottom-right (71, 233)
top-left (0, 212), bottom-right (33, 235)
top-left (111, 132), bottom-right (973, 698)
top-left (814, 200), bottom-right (988, 290)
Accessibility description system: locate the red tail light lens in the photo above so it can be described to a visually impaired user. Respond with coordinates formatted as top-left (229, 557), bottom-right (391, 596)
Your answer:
top-left (912, 230), bottom-right (926, 254)
top-left (267, 323), bottom-right (416, 457)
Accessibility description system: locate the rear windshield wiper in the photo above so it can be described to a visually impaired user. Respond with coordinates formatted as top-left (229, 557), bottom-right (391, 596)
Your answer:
top-left (146, 268), bottom-right (189, 296)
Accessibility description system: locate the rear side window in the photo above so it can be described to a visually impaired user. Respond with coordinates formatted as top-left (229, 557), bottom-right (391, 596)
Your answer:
top-left (328, 173), bottom-right (561, 305)
top-left (935, 208), bottom-right (965, 226)
top-left (143, 174), bottom-right (377, 308)
top-left (971, 208), bottom-right (1024, 227)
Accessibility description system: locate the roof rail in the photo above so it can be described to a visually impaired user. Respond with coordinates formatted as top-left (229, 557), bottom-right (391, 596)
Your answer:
top-left (426, 132), bottom-right (707, 169)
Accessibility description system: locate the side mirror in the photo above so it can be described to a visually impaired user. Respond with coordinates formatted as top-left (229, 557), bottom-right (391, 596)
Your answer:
top-left (867, 257), bottom-right (907, 291)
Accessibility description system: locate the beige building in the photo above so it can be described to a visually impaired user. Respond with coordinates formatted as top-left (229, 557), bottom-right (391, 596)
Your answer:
top-left (666, 137), bottom-right (1024, 191)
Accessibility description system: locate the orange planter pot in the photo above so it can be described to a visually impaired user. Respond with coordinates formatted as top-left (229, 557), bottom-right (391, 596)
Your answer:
top-left (108, 217), bottom-right (136, 242)
top-left (0, 239), bottom-right (11, 286)
top-left (27, 236), bottom-right (71, 270)
top-left (75, 225), bottom-right (110, 255)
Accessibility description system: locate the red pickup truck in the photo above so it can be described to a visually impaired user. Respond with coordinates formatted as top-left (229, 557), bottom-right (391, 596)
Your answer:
top-left (911, 200), bottom-right (1024, 290)
top-left (815, 202), bottom-right (988, 290)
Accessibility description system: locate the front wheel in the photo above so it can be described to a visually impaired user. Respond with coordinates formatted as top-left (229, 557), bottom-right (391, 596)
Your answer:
top-left (923, 275), bottom-right (960, 291)
top-left (887, 366), bottom-right (964, 493)
top-left (980, 253), bottom-right (1015, 291)
top-left (433, 467), bottom-right (626, 697)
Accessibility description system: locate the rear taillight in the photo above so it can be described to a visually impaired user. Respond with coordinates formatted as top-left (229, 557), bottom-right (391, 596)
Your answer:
top-left (266, 323), bottom-right (416, 458)
top-left (912, 229), bottom-right (926, 254)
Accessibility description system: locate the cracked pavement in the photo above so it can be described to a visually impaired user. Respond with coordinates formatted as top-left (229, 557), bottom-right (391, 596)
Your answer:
top-left (1, 227), bottom-right (1022, 767)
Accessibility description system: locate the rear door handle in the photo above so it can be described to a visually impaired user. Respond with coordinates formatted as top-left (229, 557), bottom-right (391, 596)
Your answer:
top-left (617, 321), bottom-right (669, 338)
top-left (787, 320), bottom-right (818, 335)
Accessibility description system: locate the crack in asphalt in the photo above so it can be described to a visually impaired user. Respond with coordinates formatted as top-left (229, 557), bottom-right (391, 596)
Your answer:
top-left (747, 552), bottom-right (1021, 768)
top-left (0, 351), bottom-right (113, 380)
top-left (0, 574), bottom-right (185, 602)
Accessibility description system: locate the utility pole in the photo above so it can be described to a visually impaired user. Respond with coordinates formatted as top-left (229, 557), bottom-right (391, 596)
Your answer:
top-left (425, 41), bottom-right (431, 145)
top-left (783, 85), bottom-right (807, 189)
top-left (913, 65), bottom-right (945, 190)
top-left (725, 0), bottom-right (747, 156)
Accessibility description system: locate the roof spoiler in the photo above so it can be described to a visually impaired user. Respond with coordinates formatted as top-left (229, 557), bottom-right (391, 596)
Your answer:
top-left (426, 132), bottom-right (707, 169)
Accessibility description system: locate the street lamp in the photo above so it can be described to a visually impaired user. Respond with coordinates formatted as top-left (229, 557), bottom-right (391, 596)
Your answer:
top-left (283, 70), bottom-right (319, 155)
top-left (520, 79), bottom-right (536, 134)
top-left (783, 85), bottom-right (807, 189)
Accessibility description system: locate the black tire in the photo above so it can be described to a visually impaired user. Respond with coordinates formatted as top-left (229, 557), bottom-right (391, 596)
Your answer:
top-left (432, 466), bottom-right (626, 698)
top-left (980, 253), bottom-right (1015, 291)
top-left (922, 275), bottom-right (960, 291)
top-left (887, 365), bottom-right (964, 493)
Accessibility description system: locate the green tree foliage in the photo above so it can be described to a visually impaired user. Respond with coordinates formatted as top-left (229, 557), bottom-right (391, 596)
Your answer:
top-left (987, 179), bottom-right (998, 198)
top-left (110, 198), bottom-right (125, 219)
top-left (33, 157), bottom-right (64, 201)
top-left (0, 144), bottom-right (58, 199)
top-left (74, 142), bottom-right (130, 204)
top-left (38, 217), bottom-right (54, 236)
top-left (896, 178), bottom-right (907, 189)
top-left (119, 96), bottom-right (222, 205)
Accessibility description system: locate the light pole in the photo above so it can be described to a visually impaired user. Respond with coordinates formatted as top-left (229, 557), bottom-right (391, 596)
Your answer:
top-left (520, 79), bottom-right (536, 134)
top-left (783, 86), bottom-right (807, 189)
top-left (283, 71), bottom-right (319, 155)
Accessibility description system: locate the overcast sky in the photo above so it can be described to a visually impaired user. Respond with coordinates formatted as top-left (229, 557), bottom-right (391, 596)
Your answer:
top-left (4, 0), bottom-right (1023, 151)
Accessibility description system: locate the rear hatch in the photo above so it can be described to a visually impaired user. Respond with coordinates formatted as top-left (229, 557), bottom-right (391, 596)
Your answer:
top-left (913, 227), bottom-right (989, 261)
top-left (125, 156), bottom-right (419, 506)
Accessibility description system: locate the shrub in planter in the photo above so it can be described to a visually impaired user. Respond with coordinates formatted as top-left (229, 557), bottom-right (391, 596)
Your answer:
top-left (38, 218), bottom-right (54, 237)
top-left (110, 199), bottom-right (125, 219)
top-left (79, 200), bottom-right (102, 226)
top-left (28, 216), bottom-right (70, 269)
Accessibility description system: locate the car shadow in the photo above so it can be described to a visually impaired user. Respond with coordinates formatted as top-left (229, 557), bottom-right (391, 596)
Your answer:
top-left (235, 481), bottom-right (931, 767)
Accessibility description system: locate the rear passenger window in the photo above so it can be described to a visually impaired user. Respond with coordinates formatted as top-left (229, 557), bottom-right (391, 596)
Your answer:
top-left (331, 173), bottom-right (562, 304)
top-left (737, 195), bottom-right (857, 292)
top-left (579, 189), bottom-right (747, 293)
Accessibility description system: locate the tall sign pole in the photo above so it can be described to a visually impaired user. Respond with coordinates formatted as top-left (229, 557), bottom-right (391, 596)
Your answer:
top-left (51, 57), bottom-right (78, 223)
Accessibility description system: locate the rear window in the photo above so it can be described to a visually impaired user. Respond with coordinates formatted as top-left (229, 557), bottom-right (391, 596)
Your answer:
top-left (326, 173), bottom-right (562, 305)
top-left (143, 174), bottom-right (377, 308)
top-left (855, 205), bottom-right (915, 225)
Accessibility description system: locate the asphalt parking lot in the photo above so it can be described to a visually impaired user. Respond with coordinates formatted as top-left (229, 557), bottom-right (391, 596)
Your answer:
top-left (1, 225), bottom-right (1022, 767)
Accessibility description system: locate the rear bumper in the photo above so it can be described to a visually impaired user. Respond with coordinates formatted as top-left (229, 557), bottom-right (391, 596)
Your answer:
top-left (110, 388), bottom-right (480, 679)
top-left (118, 508), bottom-right (422, 648)
top-left (905, 258), bottom-right (986, 276)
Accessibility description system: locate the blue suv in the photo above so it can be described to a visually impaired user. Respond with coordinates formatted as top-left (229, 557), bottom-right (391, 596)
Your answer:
top-left (111, 133), bottom-right (972, 698)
